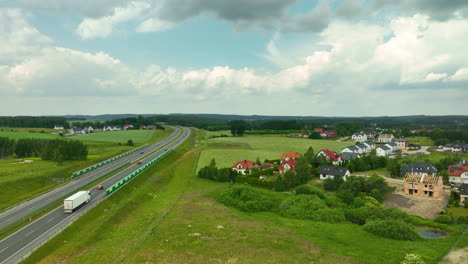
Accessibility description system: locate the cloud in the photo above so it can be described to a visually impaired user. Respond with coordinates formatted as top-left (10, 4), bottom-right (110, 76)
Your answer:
top-left (136, 18), bottom-right (175, 33)
top-left (281, 0), bottom-right (331, 33)
top-left (373, 0), bottom-right (468, 21)
top-left (336, 0), bottom-right (371, 20)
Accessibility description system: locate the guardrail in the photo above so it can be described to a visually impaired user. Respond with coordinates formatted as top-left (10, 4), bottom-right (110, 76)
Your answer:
top-left (71, 144), bottom-right (149, 179)
top-left (106, 148), bottom-right (173, 196)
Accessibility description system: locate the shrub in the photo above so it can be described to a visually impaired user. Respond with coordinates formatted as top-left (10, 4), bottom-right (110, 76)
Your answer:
top-left (436, 214), bottom-right (452, 224)
top-left (401, 253), bottom-right (425, 264)
top-left (363, 220), bottom-right (421, 241)
top-left (295, 185), bottom-right (326, 199)
top-left (279, 195), bottom-right (327, 219)
top-left (457, 215), bottom-right (468, 224)
top-left (216, 185), bottom-right (273, 212)
top-left (345, 206), bottom-right (408, 225)
top-left (312, 208), bottom-right (346, 223)
top-left (325, 195), bottom-right (346, 208)
top-left (464, 202), bottom-right (468, 209)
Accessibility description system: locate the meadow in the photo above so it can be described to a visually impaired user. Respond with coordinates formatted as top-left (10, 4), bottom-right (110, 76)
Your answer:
top-left (23, 130), bottom-right (464, 264)
top-left (0, 131), bottom-right (61, 140)
top-left (198, 135), bottom-right (350, 169)
top-left (407, 136), bottom-right (435, 146)
top-left (71, 129), bottom-right (157, 144)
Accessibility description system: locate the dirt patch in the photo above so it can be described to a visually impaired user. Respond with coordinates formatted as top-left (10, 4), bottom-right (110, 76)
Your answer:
top-left (442, 247), bottom-right (468, 264)
top-left (384, 189), bottom-right (450, 219)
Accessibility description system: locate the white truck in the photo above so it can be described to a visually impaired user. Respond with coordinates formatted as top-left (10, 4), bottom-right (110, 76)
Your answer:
top-left (64, 190), bottom-right (91, 213)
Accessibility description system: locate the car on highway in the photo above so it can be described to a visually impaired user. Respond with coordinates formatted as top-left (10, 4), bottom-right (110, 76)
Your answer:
top-left (140, 152), bottom-right (144, 154)
top-left (96, 184), bottom-right (104, 190)
top-left (137, 161), bottom-right (142, 165)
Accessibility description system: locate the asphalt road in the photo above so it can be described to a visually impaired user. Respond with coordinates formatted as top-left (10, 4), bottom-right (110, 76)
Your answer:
top-left (0, 127), bottom-right (182, 231)
top-left (0, 127), bottom-right (191, 264)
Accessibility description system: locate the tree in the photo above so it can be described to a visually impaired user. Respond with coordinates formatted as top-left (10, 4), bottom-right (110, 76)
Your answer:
top-left (324, 174), bottom-right (344, 191)
top-left (295, 158), bottom-right (312, 184)
top-left (283, 170), bottom-right (298, 189)
top-left (274, 175), bottom-right (286, 191)
top-left (303, 146), bottom-right (315, 164)
top-left (308, 132), bottom-right (322, 139)
top-left (399, 163), bottom-right (409, 178)
top-left (395, 149), bottom-right (402, 160)
top-left (229, 120), bottom-right (249, 136)
top-left (127, 139), bottom-right (134, 146)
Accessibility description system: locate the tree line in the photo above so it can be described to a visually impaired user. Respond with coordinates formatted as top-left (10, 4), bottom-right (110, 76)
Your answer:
top-left (0, 116), bottom-right (73, 129)
top-left (0, 137), bottom-right (88, 161)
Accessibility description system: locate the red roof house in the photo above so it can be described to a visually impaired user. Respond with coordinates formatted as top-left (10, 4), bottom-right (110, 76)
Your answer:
top-left (323, 130), bottom-right (338, 138)
top-left (314, 128), bottom-right (324, 133)
top-left (231, 160), bottom-right (259, 175)
top-left (123, 124), bottom-right (134, 130)
top-left (317, 149), bottom-right (342, 165)
top-left (278, 159), bottom-right (297, 173)
top-left (448, 165), bottom-right (468, 184)
top-left (261, 163), bottom-right (275, 169)
top-left (281, 152), bottom-right (302, 161)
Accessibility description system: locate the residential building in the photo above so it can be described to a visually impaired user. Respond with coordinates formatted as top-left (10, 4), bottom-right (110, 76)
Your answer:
top-left (459, 184), bottom-right (468, 203)
top-left (278, 159), bottom-right (297, 173)
top-left (385, 142), bottom-right (399, 152)
top-left (376, 145), bottom-right (391, 157)
top-left (362, 130), bottom-right (377, 139)
top-left (123, 124), bottom-right (134, 130)
top-left (378, 133), bottom-right (394, 143)
top-left (341, 152), bottom-right (361, 161)
top-left (231, 160), bottom-right (259, 175)
top-left (394, 138), bottom-right (409, 150)
top-left (83, 126), bottom-right (93, 133)
top-left (281, 152), bottom-right (301, 161)
top-left (54, 125), bottom-right (64, 130)
top-left (103, 125), bottom-right (122, 132)
top-left (140, 125), bottom-right (147, 129)
top-left (341, 145), bottom-right (360, 153)
top-left (319, 165), bottom-right (350, 181)
top-left (261, 163), bottom-right (275, 170)
top-left (404, 173), bottom-right (443, 198)
top-left (352, 132), bottom-right (368, 142)
top-left (323, 130), bottom-right (338, 138)
top-left (408, 144), bottom-right (421, 150)
top-left (356, 143), bottom-right (370, 153)
top-left (448, 165), bottom-right (468, 184)
top-left (407, 162), bottom-right (438, 176)
top-left (317, 149), bottom-right (342, 165)
top-left (314, 128), bottom-right (324, 133)
top-left (441, 144), bottom-right (468, 153)
top-left (69, 127), bottom-right (85, 135)
top-left (363, 141), bottom-right (376, 150)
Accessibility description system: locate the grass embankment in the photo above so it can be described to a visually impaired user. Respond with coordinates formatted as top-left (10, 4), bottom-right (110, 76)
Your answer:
top-left (0, 129), bottom-right (172, 211)
top-left (198, 135), bottom-right (349, 169)
top-left (22, 130), bottom-right (464, 264)
top-left (72, 130), bottom-right (158, 144)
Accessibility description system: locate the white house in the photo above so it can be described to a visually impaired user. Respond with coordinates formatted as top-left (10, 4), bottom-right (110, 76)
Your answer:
top-left (342, 145), bottom-right (360, 153)
top-left (378, 134), bottom-right (394, 143)
top-left (356, 143), bottom-right (370, 154)
top-left (376, 145), bottom-right (391, 157)
top-left (69, 127), bottom-right (85, 135)
top-left (363, 141), bottom-right (376, 150)
top-left (448, 165), bottom-right (468, 184)
top-left (352, 133), bottom-right (368, 142)
top-left (54, 125), bottom-right (64, 130)
top-left (319, 165), bottom-right (350, 181)
top-left (385, 142), bottom-right (399, 152)
top-left (83, 126), bottom-right (93, 133)
top-left (103, 125), bottom-right (122, 132)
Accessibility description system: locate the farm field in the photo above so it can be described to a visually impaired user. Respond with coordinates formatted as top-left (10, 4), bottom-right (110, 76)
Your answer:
top-left (23, 131), bottom-right (463, 264)
top-left (0, 131), bottom-right (61, 140)
top-left (71, 129), bottom-right (159, 144)
top-left (198, 135), bottom-right (350, 169)
top-left (407, 136), bottom-right (435, 146)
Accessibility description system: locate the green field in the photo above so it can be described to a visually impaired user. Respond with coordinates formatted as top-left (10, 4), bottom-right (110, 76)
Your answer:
top-left (404, 152), bottom-right (468, 163)
top-left (407, 136), bottom-right (435, 146)
top-left (72, 130), bottom-right (157, 144)
top-left (198, 135), bottom-right (350, 169)
top-left (0, 131), bottom-right (61, 140)
top-left (23, 130), bottom-right (463, 264)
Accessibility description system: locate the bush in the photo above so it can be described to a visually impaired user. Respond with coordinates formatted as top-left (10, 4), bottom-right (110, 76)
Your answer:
top-left (217, 185), bottom-right (273, 212)
top-left (279, 195), bottom-right (327, 219)
top-left (325, 195), bottom-right (346, 208)
top-left (401, 253), bottom-right (425, 264)
top-left (363, 220), bottom-right (421, 241)
top-left (457, 215), bottom-right (468, 224)
top-left (312, 208), bottom-right (346, 223)
top-left (345, 206), bottom-right (408, 225)
top-left (295, 185), bottom-right (326, 199)
top-left (436, 214), bottom-right (452, 224)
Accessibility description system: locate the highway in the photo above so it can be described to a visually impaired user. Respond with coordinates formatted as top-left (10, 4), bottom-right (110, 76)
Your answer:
top-left (0, 127), bottom-right (182, 231)
top-left (0, 127), bottom-right (191, 264)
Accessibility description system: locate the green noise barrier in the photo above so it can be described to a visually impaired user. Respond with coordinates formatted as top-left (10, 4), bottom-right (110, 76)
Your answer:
top-left (105, 148), bottom-right (173, 196)
top-left (71, 144), bottom-right (149, 178)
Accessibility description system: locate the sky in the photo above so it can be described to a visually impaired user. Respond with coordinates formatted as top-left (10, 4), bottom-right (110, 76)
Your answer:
top-left (0, 0), bottom-right (467, 116)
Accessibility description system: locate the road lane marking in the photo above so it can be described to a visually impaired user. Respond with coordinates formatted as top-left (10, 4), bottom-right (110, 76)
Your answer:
top-left (0, 247), bottom-right (8, 254)
top-left (25, 230), bottom-right (34, 237)
top-left (47, 216), bottom-right (57, 223)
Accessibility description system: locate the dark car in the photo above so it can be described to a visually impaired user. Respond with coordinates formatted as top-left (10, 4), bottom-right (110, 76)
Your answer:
top-left (140, 152), bottom-right (144, 154)
top-left (96, 185), bottom-right (104, 190)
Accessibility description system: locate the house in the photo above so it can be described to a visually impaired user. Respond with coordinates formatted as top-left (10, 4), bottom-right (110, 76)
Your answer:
top-left (281, 152), bottom-right (302, 161)
top-left (407, 162), bottom-right (438, 176)
top-left (231, 160), bottom-right (259, 175)
top-left (363, 130), bottom-right (377, 139)
top-left (352, 133), bottom-right (368, 142)
top-left (123, 124), bottom-right (134, 130)
top-left (323, 130), bottom-right (338, 138)
top-left (394, 138), bottom-right (409, 150)
top-left (385, 142), bottom-right (399, 152)
top-left (378, 134), bottom-right (394, 143)
top-left (459, 184), bottom-right (468, 203)
top-left (278, 159), bottom-right (297, 173)
top-left (356, 143), bottom-right (370, 153)
top-left (404, 173), bottom-right (443, 198)
top-left (342, 145), bottom-right (360, 153)
top-left (363, 141), bottom-right (376, 150)
top-left (408, 144), bottom-right (421, 150)
top-left (83, 126), bottom-right (93, 133)
top-left (314, 128), bottom-right (324, 133)
top-left (300, 132), bottom-right (312, 138)
top-left (376, 145), bottom-right (391, 157)
top-left (319, 165), bottom-right (350, 181)
top-left (140, 125), bottom-right (147, 130)
top-left (341, 152), bottom-right (361, 161)
top-left (317, 149), bottom-right (342, 165)
top-left (54, 125), bottom-right (64, 130)
top-left (147, 125), bottom-right (156, 130)
top-left (69, 127), bottom-right (85, 135)
top-left (448, 165), bottom-right (468, 184)
top-left (261, 163), bottom-right (275, 170)
top-left (103, 125), bottom-right (122, 132)
top-left (442, 144), bottom-right (468, 153)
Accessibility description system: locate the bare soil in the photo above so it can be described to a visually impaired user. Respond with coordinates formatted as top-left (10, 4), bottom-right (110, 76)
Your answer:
top-left (442, 247), bottom-right (468, 264)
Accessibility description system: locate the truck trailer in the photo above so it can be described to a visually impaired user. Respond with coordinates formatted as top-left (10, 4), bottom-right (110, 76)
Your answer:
top-left (64, 190), bottom-right (91, 213)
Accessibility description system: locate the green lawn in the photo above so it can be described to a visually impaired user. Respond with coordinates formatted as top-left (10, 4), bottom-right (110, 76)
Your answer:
top-left (0, 131), bottom-right (61, 140)
top-left (406, 136), bottom-right (435, 146)
top-left (198, 135), bottom-right (350, 169)
top-left (71, 130), bottom-right (158, 144)
top-left (404, 152), bottom-right (468, 163)
top-left (23, 130), bottom-right (463, 264)
top-left (446, 207), bottom-right (468, 221)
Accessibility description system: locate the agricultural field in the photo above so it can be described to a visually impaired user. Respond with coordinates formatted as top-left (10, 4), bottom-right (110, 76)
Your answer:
top-left (407, 136), bottom-right (435, 146)
top-left (71, 130), bottom-right (159, 144)
top-left (198, 135), bottom-right (350, 169)
top-left (0, 131), bottom-right (61, 140)
top-left (0, 127), bottom-right (59, 133)
top-left (23, 131), bottom-right (464, 264)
